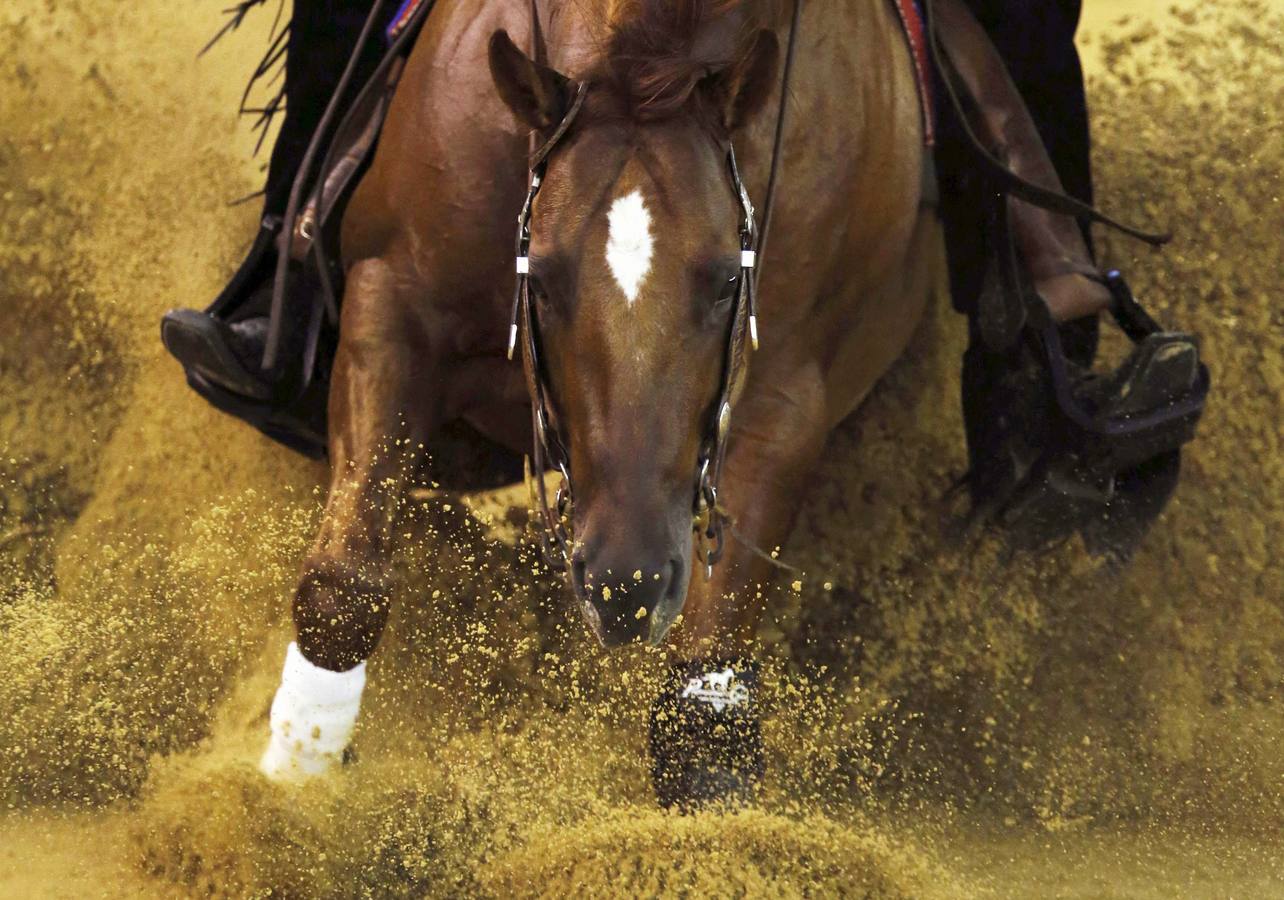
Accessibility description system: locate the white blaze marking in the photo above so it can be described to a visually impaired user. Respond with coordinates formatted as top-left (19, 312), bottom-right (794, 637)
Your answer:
top-left (605, 189), bottom-right (653, 304)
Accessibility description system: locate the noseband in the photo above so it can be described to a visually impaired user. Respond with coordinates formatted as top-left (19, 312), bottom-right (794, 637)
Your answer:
top-left (506, 82), bottom-right (763, 578)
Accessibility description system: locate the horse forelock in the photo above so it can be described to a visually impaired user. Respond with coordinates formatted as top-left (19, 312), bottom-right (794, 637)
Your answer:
top-left (595, 0), bottom-right (774, 122)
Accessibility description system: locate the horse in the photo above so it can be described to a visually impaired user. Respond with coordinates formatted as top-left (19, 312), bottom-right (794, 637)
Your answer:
top-left (258, 0), bottom-right (944, 790)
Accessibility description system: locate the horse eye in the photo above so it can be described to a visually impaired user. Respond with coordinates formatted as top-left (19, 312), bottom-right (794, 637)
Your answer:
top-left (528, 276), bottom-right (549, 304)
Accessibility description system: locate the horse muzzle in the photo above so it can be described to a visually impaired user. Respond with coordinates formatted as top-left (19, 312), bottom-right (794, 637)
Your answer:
top-left (571, 552), bottom-right (689, 648)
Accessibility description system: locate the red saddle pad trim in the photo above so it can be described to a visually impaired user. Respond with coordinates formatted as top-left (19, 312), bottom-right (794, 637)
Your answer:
top-left (892, 0), bottom-right (936, 146)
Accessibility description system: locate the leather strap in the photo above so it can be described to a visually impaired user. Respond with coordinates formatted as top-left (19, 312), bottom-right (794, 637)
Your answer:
top-left (264, 0), bottom-right (440, 390)
top-left (265, 0), bottom-right (394, 372)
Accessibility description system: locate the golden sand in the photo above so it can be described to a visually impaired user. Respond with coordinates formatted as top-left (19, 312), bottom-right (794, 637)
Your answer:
top-left (1, 1), bottom-right (1281, 896)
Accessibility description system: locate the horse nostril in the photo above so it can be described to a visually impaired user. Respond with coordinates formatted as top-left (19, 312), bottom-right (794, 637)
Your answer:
top-left (570, 557), bottom-right (589, 598)
top-left (653, 561), bottom-right (674, 600)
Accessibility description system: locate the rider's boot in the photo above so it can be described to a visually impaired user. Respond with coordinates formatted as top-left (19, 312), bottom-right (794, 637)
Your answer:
top-left (934, 0), bottom-right (1207, 557)
top-left (161, 216), bottom-right (285, 402)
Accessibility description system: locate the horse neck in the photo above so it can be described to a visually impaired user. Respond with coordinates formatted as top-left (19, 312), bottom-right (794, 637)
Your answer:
top-left (748, 0), bottom-right (932, 311)
top-left (540, 0), bottom-right (788, 80)
top-left (771, 0), bottom-right (925, 174)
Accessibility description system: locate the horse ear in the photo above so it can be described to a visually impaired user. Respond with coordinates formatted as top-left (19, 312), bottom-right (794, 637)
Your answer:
top-left (716, 29), bottom-right (780, 132)
top-left (489, 29), bottom-right (571, 129)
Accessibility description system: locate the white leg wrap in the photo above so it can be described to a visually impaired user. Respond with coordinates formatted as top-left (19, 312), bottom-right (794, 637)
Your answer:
top-left (259, 642), bottom-right (366, 782)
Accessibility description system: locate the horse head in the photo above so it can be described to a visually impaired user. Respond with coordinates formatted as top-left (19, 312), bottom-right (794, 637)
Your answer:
top-left (489, 3), bottom-right (779, 647)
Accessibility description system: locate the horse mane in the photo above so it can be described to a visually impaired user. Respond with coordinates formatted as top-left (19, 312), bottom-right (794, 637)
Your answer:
top-left (598, 0), bottom-right (769, 121)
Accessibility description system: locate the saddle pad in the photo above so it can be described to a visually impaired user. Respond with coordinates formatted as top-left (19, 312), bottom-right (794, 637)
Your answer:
top-left (386, 0), bottom-right (935, 144)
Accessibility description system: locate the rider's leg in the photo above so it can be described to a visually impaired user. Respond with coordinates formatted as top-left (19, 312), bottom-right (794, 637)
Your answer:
top-left (958, 0), bottom-right (1101, 370)
top-left (933, 0), bottom-right (1205, 554)
top-left (163, 0), bottom-right (379, 400)
top-left (964, 0), bottom-right (1092, 200)
top-left (939, 0), bottom-right (1110, 323)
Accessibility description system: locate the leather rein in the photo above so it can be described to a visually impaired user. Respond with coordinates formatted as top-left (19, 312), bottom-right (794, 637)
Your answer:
top-left (510, 1), bottom-right (802, 577)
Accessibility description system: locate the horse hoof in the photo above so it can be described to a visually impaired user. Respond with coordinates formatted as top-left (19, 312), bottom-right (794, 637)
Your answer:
top-left (258, 741), bottom-right (357, 783)
top-left (649, 660), bottom-right (763, 811)
top-left (258, 642), bottom-right (367, 783)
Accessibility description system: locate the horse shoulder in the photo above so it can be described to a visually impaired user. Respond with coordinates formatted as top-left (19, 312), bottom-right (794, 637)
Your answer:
top-left (343, 0), bottom-right (531, 297)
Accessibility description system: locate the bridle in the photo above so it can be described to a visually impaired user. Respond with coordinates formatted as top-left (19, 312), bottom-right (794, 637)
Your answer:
top-left (506, 82), bottom-right (764, 578)
top-left (507, 1), bottom-right (801, 579)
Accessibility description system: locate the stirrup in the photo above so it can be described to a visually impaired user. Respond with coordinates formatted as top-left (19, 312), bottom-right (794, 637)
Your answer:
top-left (1035, 272), bottom-right (1209, 473)
top-left (964, 272), bottom-right (1209, 557)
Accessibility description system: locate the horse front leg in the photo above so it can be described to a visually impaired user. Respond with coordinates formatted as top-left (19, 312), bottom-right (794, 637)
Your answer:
top-left (650, 368), bottom-right (829, 808)
top-left (260, 258), bottom-right (443, 782)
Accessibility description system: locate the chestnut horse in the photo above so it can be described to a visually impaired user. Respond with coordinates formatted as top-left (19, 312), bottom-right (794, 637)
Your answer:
top-left (293, 0), bottom-right (941, 672)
